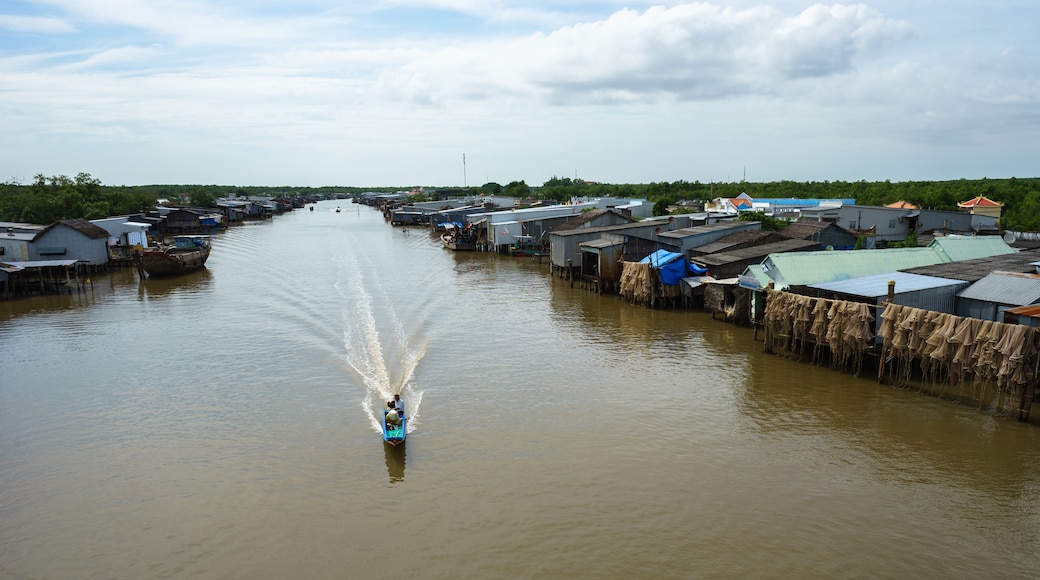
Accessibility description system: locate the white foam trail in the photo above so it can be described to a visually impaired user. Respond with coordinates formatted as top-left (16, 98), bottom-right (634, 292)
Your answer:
top-left (334, 249), bottom-right (424, 433)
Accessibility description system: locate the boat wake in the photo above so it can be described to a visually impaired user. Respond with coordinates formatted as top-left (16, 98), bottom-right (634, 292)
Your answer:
top-left (335, 250), bottom-right (425, 434)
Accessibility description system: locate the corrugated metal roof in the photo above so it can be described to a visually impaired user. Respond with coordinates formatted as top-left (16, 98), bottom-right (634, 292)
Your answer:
top-left (657, 221), bottom-right (759, 240)
top-left (929, 235), bottom-right (1015, 261)
top-left (739, 264), bottom-right (772, 289)
top-left (694, 238), bottom-right (818, 267)
top-left (580, 238), bottom-right (622, 249)
top-left (901, 248), bottom-right (1040, 282)
top-left (808, 271), bottom-right (966, 298)
top-left (760, 238), bottom-right (1020, 290)
top-left (2, 259), bottom-right (81, 268)
top-left (691, 230), bottom-right (775, 254)
top-left (1005, 304), bottom-right (1040, 318)
top-left (763, 247), bottom-right (946, 289)
top-left (957, 271), bottom-right (1040, 305)
top-left (681, 275), bottom-right (717, 290)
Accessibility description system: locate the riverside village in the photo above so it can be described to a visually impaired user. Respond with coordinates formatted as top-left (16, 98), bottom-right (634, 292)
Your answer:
top-left (3, 189), bottom-right (1039, 423)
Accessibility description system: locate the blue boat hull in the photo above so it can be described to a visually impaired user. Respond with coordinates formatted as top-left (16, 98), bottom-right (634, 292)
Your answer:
top-left (382, 410), bottom-right (406, 446)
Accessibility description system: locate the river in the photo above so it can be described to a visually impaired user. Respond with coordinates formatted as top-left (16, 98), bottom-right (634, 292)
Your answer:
top-left (2, 200), bottom-right (1039, 579)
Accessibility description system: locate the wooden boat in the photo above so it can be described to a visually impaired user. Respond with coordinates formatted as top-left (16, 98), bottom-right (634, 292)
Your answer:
top-left (382, 409), bottom-right (406, 446)
top-left (140, 235), bottom-right (211, 277)
top-left (508, 235), bottom-right (545, 257)
top-left (441, 222), bottom-right (478, 251)
top-left (441, 232), bottom-right (476, 251)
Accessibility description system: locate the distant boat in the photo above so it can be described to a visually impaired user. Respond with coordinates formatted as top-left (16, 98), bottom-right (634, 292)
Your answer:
top-left (139, 235), bottom-right (211, 277)
top-left (382, 409), bottom-right (406, 446)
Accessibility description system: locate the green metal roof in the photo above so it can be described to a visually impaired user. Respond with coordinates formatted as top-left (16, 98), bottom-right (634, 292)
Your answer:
top-left (743, 236), bottom-right (1017, 291)
top-left (739, 263), bottom-right (773, 289)
top-left (928, 235), bottom-right (1016, 261)
top-left (763, 247), bottom-right (946, 289)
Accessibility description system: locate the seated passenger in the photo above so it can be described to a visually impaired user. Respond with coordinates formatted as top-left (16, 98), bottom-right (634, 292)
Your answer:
top-left (385, 401), bottom-right (401, 427)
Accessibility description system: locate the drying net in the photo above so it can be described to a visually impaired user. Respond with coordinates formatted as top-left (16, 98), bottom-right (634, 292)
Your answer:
top-left (878, 302), bottom-right (1038, 414)
top-left (762, 289), bottom-right (875, 375)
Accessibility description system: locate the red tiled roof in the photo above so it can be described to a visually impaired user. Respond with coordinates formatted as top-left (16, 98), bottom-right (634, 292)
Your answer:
top-left (885, 200), bottom-right (917, 209)
top-left (957, 195), bottom-right (1002, 208)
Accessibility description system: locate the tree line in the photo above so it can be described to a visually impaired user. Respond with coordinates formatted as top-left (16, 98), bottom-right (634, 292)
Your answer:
top-left (4, 173), bottom-right (1040, 232)
top-left (518, 175), bottom-right (1040, 231)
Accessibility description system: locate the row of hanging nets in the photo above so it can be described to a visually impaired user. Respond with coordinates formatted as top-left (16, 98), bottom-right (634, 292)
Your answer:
top-left (878, 302), bottom-right (1037, 413)
top-left (762, 289), bottom-right (875, 375)
top-left (762, 288), bottom-right (1038, 415)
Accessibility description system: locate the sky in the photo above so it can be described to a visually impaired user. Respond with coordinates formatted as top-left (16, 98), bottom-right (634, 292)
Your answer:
top-left (1, 1), bottom-right (1038, 188)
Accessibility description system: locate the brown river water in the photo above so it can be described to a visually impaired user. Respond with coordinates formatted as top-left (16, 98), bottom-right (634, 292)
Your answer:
top-left (2, 200), bottom-right (1039, 579)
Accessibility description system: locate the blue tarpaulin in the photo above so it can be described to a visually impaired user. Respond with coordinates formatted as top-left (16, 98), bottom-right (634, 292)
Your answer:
top-left (639, 249), bottom-right (708, 285)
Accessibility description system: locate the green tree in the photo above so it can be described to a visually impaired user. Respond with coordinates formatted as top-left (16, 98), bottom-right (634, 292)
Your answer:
top-left (189, 187), bottom-right (217, 207)
top-left (652, 199), bottom-right (671, 216)
top-left (503, 180), bottom-right (530, 198)
top-left (738, 210), bottom-right (787, 231)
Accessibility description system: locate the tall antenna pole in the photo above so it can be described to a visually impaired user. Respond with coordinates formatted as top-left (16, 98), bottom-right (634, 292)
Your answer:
top-left (463, 153), bottom-right (467, 188)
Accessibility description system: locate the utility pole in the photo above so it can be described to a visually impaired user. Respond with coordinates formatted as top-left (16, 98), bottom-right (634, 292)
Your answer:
top-left (463, 153), bottom-right (467, 188)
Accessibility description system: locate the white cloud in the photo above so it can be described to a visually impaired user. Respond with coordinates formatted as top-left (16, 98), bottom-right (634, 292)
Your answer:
top-left (2, 2), bottom-right (1038, 185)
top-left (0, 14), bottom-right (75, 33)
top-left (33, 0), bottom-right (342, 46)
top-left (373, 3), bottom-right (913, 106)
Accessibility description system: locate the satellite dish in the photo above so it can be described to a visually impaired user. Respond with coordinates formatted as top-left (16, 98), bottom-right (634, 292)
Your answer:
top-left (1004, 231), bottom-right (1016, 244)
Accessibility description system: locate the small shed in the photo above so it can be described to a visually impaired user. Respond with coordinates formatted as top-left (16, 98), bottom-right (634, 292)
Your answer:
top-left (957, 271), bottom-right (1040, 321)
top-left (809, 271), bottom-right (968, 340)
top-left (810, 271), bottom-right (968, 316)
top-left (91, 217), bottom-right (153, 248)
top-left (579, 237), bottom-right (625, 293)
top-left (780, 219), bottom-right (859, 250)
top-left (164, 208), bottom-right (208, 232)
top-left (549, 215), bottom-right (699, 278)
top-left (0, 226), bottom-right (37, 261)
top-left (33, 219), bottom-right (110, 265)
top-left (655, 221), bottom-right (762, 255)
top-left (619, 249), bottom-right (708, 308)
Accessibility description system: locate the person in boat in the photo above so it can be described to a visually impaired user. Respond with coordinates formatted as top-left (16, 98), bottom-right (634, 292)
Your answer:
top-left (393, 394), bottom-right (404, 418)
top-left (386, 401), bottom-right (401, 427)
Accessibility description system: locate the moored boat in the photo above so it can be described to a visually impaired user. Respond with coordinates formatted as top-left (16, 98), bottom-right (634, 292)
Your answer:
top-left (382, 409), bottom-right (406, 446)
top-left (139, 235), bottom-right (211, 277)
top-left (441, 222), bottom-right (478, 251)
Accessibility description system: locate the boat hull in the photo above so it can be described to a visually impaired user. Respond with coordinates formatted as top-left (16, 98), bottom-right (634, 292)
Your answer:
top-left (140, 246), bottom-right (210, 277)
top-left (382, 410), bottom-right (406, 446)
top-left (441, 233), bottom-right (475, 251)
top-left (140, 236), bottom-right (212, 277)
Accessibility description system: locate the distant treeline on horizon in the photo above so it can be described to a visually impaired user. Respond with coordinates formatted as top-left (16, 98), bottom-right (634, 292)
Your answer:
top-left (3, 173), bottom-right (1040, 232)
